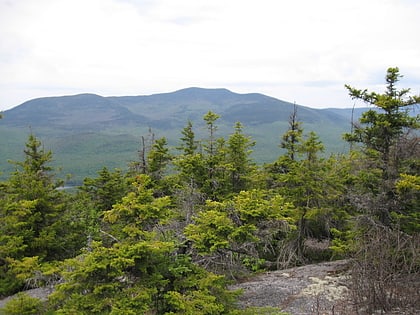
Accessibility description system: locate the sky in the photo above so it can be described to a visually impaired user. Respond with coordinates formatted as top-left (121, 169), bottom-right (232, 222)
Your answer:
top-left (1, 0), bottom-right (420, 111)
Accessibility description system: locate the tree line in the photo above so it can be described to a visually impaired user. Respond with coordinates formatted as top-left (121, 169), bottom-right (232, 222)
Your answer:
top-left (0, 67), bottom-right (419, 314)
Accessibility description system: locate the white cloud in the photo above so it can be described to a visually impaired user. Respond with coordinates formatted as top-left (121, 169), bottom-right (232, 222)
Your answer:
top-left (1, 0), bottom-right (420, 110)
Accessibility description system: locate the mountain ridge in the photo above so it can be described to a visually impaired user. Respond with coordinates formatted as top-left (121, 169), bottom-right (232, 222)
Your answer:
top-left (0, 87), bottom-right (356, 183)
top-left (2, 87), bottom-right (352, 128)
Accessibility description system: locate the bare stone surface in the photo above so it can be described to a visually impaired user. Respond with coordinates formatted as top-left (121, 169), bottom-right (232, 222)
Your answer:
top-left (3, 259), bottom-right (418, 314)
top-left (230, 260), bottom-right (353, 314)
top-left (0, 286), bottom-right (54, 310)
top-left (0, 260), bottom-right (353, 314)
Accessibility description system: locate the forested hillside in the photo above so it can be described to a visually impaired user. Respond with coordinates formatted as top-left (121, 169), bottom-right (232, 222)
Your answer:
top-left (0, 88), bottom-right (358, 184)
top-left (0, 68), bottom-right (419, 314)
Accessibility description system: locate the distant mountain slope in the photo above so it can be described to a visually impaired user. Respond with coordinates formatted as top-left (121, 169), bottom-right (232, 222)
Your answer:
top-left (2, 87), bottom-right (353, 130)
top-left (0, 87), bottom-right (356, 184)
top-left (3, 93), bottom-right (149, 130)
top-left (110, 87), bottom-right (351, 126)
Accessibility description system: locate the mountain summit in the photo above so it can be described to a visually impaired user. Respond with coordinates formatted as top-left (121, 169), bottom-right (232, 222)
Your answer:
top-left (0, 87), bottom-right (354, 183)
top-left (2, 87), bottom-right (349, 129)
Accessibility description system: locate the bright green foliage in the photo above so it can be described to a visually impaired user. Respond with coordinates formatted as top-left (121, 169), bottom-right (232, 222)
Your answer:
top-left (185, 189), bottom-right (296, 273)
top-left (394, 173), bottom-right (420, 232)
top-left (163, 263), bottom-right (239, 314)
top-left (397, 173), bottom-right (420, 191)
top-left (0, 134), bottom-right (81, 296)
top-left (48, 172), bottom-right (240, 314)
top-left (176, 115), bottom-right (257, 201)
top-left (102, 174), bottom-right (172, 242)
top-left (185, 204), bottom-right (236, 254)
top-left (3, 134), bottom-right (65, 259)
top-left (49, 241), bottom-right (172, 314)
top-left (49, 242), bottom-right (239, 314)
top-left (234, 189), bottom-right (294, 224)
top-left (2, 67), bottom-right (419, 313)
top-left (0, 292), bottom-right (44, 315)
top-left (0, 199), bottom-right (36, 259)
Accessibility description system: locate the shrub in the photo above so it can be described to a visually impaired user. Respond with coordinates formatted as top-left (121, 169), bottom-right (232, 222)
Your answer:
top-left (1, 292), bottom-right (43, 315)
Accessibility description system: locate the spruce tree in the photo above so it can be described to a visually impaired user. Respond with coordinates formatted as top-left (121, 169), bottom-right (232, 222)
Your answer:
top-left (0, 134), bottom-right (77, 295)
top-left (226, 122), bottom-right (256, 193)
top-left (344, 67), bottom-right (420, 225)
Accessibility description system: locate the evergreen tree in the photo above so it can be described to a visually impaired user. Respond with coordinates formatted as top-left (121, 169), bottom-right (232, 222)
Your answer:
top-left (4, 134), bottom-right (65, 259)
top-left (266, 118), bottom-right (349, 263)
top-left (344, 67), bottom-right (419, 180)
top-left (203, 111), bottom-right (221, 158)
top-left (174, 120), bottom-right (205, 186)
top-left (344, 67), bottom-right (420, 225)
top-left (0, 134), bottom-right (81, 296)
top-left (102, 174), bottom-right (172, 242)
top-left (185, 189), bottom-right (296, 274)
top-left (280, 103), bottom-right (303, 162)
top-left (147, 137), bottom-right (172, 182)
top-left (80, 167), bottom-right (129, 212)
top-left (201, 111), bottom-right (226, 200)
top-left (173, 121), bottom-right (206, 225)
top-left (265, 105), bottom-right (303, 189)
top-left (226, 122), bottom-right (256, 193)
top-left (177, 120), bottom-right (198, 155)
top-left (48, 174), bottom-right (240, 314)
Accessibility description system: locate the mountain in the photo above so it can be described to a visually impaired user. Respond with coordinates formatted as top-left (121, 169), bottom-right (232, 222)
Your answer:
top-left (2, 93), bottom-right (148, 130)
top-left (0, 87), bottom-right (356, 184)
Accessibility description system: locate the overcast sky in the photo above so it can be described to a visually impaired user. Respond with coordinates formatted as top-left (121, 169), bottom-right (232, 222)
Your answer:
top-left (1, 0), bottom-right (419, 111)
